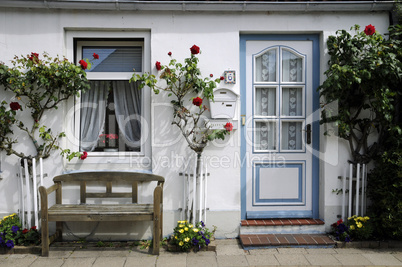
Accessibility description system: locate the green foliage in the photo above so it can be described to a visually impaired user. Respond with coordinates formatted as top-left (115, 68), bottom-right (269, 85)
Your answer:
top-left (0, 52), bottom-right (91, 162)
top-left (0, 213), bottom-right (40, 248)
top-left (347, 215), bottom-right (373, 240)
top-left (170, 220), bottom-right (213, 252)
top-left (131, 47), bottom-right (232, 154)
top-left (367, 148), bottom-right (402, 240)
top-left (319, 25), bottom-right (402, 164)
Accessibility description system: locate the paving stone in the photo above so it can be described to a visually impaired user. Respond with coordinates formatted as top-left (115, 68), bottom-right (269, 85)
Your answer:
top-left (216, 255), bottom-right (249, 267)
top-left (156, 255), bottom-right (187, 267)
top-left (333, 253), bottom-right (374, 265)
top-left (29, 257), bottom-right (65, 267)
top-left (277, 247), bottom-right (307, 254)
top-left (362, 253), bottom-right (402, 265)
top-left (246, 254), bottom-right (280, 265)
top-left (98, 249), bottom-right (130, 257)
top-left (306, 248), bottom-right (337, 254)
top-left (275, 253), bottom-right (310, 265)
top-left (305, 254), bottom-right (342, 265)
top-left (0, 255), bottom-right (38, 267)
top-left (215, 239), bottom-right (241, 246)
top-left (217, 244), bottom-right (247, 256)
top-left (93, 256), bottom-right (126, 267)
top-left (69, 249), bottom-right (103, 258)
top-left (124, 256), bottom-right (157, 266)
top-left (186, 255), bottom-right (218, 267)
top-left (248, 248), bottom-right (279, 255)
top-left (57, 257), bottom-right (96, 267)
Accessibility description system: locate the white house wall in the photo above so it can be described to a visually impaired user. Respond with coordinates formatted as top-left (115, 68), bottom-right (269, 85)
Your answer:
top-left (0, 7), bottom-right (391, 239)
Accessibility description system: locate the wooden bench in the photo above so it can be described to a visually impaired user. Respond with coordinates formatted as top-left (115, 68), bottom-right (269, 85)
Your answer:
top-left (39, 171), bottom-right (164, 257)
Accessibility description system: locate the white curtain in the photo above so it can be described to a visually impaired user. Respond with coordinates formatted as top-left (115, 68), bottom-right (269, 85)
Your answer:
top-left (282, 87), bottom-right (302, 116)
top-left (80, 81), bottom-right (108, 151)
top-left (113, 81), bottom-right (142, 150)
top-left (282, 50), bottom-right (302, 82)
top-left (256, 49), bottom-right (276, 82)
top-left (255, 121), bottom-right (276, 151)
top-left (256, 87), bottom-right (276, 116)
top-left (282, 122), bottom-right (302, 150)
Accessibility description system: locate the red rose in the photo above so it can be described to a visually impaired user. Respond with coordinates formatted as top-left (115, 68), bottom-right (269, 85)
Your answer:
top-left (22, 229), bottom-right (28, 234)
top-left (93, 53), bottom-right (99, 59)
top-left (190, 45), bottom-right (200, 55)
top-left (31, 226), bottom-right (37, 230)
top-left (155, 61), bottom-right (161, 71)
top-left (224, 122), bottom-right (233, 132)
top-left (337, 219), bottom-right (343, 226)
top-left (168, 52), bottom-right (172, 56)
top-left (80, 151), bottom-right (88, 160)
top-left (210, 74), bottom-right (213, 78)
top-left (364, 24), bottom-right (375, 36)
top-left (192, 97), bottom-right (203, 107)
top-left (79, 59), bottom-right (88, 70)
top-left (29, 52), bottom-right (39, 63)
top-left (220, 76), bottom-right (224, 81)
top-left (10, 102), bottom-right (21, 111)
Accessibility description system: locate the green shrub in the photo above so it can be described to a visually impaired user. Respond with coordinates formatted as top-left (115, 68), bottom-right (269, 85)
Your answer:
top-left (367, 149), bottom-right (402, 240)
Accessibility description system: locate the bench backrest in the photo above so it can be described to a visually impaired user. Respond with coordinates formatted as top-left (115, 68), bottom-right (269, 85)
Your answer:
top-left (53, 172), bottom-right (164, 204)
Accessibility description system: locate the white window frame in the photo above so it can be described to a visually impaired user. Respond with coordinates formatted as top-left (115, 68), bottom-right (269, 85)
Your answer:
top-left (64, 30), bottom-right (151, 168)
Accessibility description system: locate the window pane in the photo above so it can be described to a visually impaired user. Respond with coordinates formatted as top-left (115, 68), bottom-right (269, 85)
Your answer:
top-left (255, 87), bottom-right (276, 116)
top-left (255, 49), bottom-right (277, 82)
top-left (255, 121), bottom-right (276, 151)
top-left (83, 46), bottom-right (142, 72)
top-left (282, 87), bottom-right (303, 116)
top-left (80, 80), bottom-right (142, 152)
top-left (281, 121), bottom-right (303, 150)
top-left (282, 50), bottom-right (303, 82)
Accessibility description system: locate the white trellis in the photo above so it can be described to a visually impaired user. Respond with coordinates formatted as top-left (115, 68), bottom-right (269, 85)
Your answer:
top-left (16, 158), bottom-right (46, 229)
top-left (180, 155), bottom-right (209, 225)
top-left (338, 163), bottom-right (367, 221)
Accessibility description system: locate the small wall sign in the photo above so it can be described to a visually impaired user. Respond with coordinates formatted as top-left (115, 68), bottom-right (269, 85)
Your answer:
top-left (224, 70), bottom-right (236, 84)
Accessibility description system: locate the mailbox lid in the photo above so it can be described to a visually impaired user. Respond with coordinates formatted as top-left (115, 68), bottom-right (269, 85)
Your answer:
top-left (213, 88), bottom-right (238, 102)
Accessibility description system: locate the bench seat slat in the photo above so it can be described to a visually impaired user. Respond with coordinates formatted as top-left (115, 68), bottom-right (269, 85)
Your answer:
top-left (48, 204), bottom-right (154, 221)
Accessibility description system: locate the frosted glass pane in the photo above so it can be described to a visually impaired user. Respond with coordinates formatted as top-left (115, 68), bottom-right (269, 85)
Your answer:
top-left (255, 87), bottom-right (276, 116)
top-left (282, 87), bottom-right (303, 116)
top-left (83, 46), bottom-right (142, 72)
top-left (282, 50), bottom-right (303, 82)
top-left (255, 121), bottom-right (276, 150)
top-left (281, 121), bottom-right (303, 150)
top-left (255, 49), bottom-right (277, 82)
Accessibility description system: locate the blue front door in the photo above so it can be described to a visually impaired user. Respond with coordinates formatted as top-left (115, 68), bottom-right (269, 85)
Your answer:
top-left (240, 35), bottom-right (320, 219)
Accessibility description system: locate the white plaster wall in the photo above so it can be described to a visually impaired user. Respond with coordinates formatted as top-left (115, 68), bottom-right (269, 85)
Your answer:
top-left (0, 7), bottom-right (390, 238)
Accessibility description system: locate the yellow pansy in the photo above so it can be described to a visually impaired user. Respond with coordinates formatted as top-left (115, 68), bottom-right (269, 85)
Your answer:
top-left (357, 222), bottom-right (363, 228)
top-left (193, 228), bottom-right (199, 232)
top-left (179, 229), bottom-right (184, 233)
top-left (189, 224), bottom-right (193, 228)
top-left (184, 237), bottom-right (190, 242)
top-left (179, 224), bottom-right (184, 228)
top-left (184, 227), bottom-right (188, 231)
top-left (350, 225), bottom-right (355, 230)
top-left (179, 241), bottom-right (183, 246)
top-left (364, 216), bottom-right (370, 221)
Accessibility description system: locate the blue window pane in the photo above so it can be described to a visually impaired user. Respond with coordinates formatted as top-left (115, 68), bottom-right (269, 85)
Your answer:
top-left (82, 46), bottom-right (142, 72)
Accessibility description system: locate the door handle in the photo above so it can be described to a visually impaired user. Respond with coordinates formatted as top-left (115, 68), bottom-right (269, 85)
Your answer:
top-left (305, 124), bottom-right (311, 144)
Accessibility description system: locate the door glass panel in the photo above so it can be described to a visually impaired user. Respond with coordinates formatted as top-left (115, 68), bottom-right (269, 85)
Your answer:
top-left (281, 121), bottom-right (303, 150)
top-left (255, 121), bottom-right (276, 151)
top-left (255, 49), bottom-right (277, 82)
top-left (255, 87), bottom-right (276, 116)
top-left (282, 87), bottom-right (303, 116)
top-left (282, 50), bottom-right (303, 82)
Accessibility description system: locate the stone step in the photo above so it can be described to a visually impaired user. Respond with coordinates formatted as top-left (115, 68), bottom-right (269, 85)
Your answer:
top-left (240, 219), bottom-right (326, 235)
top-left (240, 233), bottom-right (335, 249)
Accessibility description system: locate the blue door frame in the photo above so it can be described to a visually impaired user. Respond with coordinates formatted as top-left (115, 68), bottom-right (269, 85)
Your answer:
top-left (240, 34), bottom-right (320, 220)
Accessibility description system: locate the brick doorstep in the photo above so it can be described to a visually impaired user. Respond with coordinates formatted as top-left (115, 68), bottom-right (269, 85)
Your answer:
top-left (240, 234), bottom-right (335, 248)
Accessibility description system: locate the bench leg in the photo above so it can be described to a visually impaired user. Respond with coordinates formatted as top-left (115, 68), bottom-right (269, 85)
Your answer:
top-left (56, 222), bottom-right (63, 241)
top-left (153, 217), bottom-right (160, 255)
top-left (41, 218), bottom-right (49, 257)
